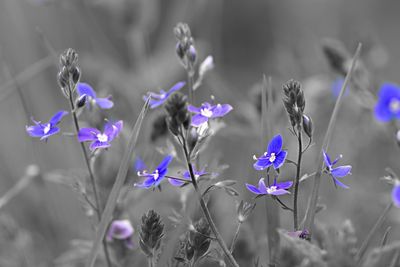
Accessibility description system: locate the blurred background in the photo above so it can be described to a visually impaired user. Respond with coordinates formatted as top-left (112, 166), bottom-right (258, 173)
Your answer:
top-left (0, 0), bottom-right (399, 266)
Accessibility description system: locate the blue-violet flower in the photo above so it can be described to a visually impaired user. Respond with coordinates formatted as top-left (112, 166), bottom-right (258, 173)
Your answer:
top-left (392, 182), bottom-right (400, 208)
top-left (77, 120), bottom-right (123, 151)
top-left (374, 83), bottom-right (400, 122)
top-left (168, 167), bottom-right (207, 187)
top-left (77, 82), bottom-right (114, 109)
top-left (144, 81), bottom-right (186, 109)
top-left (253, 134), bottom-right (287, 170)
top-left (106, 219), bottom-right (134, 249)
top-left (135, 155), bottom-right (173, 188)
top-left (26, 110), bottom-right (68, 140)
top-left (246, 178), bottom-right (293, 196)
top-left (188, 102), bottom-right (233, 127)
top-left (323, 150), bottom-right (352, 189)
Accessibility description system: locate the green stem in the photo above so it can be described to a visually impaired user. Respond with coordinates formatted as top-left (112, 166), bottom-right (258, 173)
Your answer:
top-left (147, 257), bottom-right (154, 267)
top-left (187, 68), bottom-right (194, 105)
top-left (293, 131), bottom-right (303, 230)
top-left (229, 222), bottom-right (242, 253)
top-left (67, 83), bottom-right (113, 267)
top-left (181, 136), bottom-right (239, 267)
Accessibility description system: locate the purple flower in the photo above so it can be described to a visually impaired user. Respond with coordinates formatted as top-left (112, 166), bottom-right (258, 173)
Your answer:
top-left (77, 120), bottom-right (123, 151)
top-left (253, 135), bottom-right (288, 170)
top-left (134, 155), bottom-right (173, 188)
top-left (392, 182), bottom-right (400, 208)
top-left (323, 150), bottom-right (352, 189)
top-left (188, 102), bottom-right (233, 127)
top-left (374, 83), bottom-right (400, 122)
top-left (331, 77), bottom-right (349, 98)
top-left (144, 81), bottom-right (186, 109)
top-left (246, 178), bottom-right (292, 196)
top-left (168, 167), bottom-right (207, 187)
top-left (106, 219), bottom-right (134, 249)
top-left (77, 83), bottom-right (114, 109)
top-left (287, 229), bottom-right (310, 240)
top-left (26, 110), bottom-right (68, 140)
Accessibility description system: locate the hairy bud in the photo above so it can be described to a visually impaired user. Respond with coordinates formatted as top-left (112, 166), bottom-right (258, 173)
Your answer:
top-left (58, 48), bottom-right (81, 99)
top-left (139, 210), bottom-right (164, 259)
top-left (164, 92), bottom-right (191, 136)
top-left (282, 79), bottom-right (305, 129)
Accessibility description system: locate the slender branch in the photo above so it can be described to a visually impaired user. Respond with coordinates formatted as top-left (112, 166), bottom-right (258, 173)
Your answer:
top-left (164, 175), bottom-right (193, 184)
top-left (147, 257), bottom-right (154, 267)
top-left (181, 136), bottom-right (239, 267)
top-left (187, 67), bottom-right (194, 105)
top-left (230, 222), bottom-right (242, 253)
top-left (66, 83), bottom-right (113, 267)
top-left (293, 131), bottom-right (303, 230)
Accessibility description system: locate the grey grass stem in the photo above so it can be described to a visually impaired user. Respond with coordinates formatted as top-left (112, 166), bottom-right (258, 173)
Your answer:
top-left (181, 135), bottom-right (239, 267)
top-left (67, 82), bottom-right (113, 267)
top-left (230, 222), bottom-right (242, 253)
top-left (148, 257), bottom-right (154, 267)
top-left (304, 43), bottom-right (362, 236)
top-left (293, 130), bottom-right (303, 230)
top-left (187, 68), bottom-right (194, 105)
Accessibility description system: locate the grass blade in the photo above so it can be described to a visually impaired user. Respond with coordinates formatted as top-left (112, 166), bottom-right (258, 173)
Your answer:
top-left (380, 226), bottom-right (391, 247)
top-left (356, 202), bottom-right (392, 264)
top-left (86, 97), bottom-right (150, 267)
top-left (304, 43), bottom-right (362, 235)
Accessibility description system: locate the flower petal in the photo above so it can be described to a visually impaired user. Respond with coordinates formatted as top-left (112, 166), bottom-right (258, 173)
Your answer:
top-left (253, 156), bottom-right (272, 170)
top-left (78, 128), bottom-right (100, 142)
top-left (89, 140), bottom-right (110, 151)
top-left (258, 178), bottom-right (268, 194)
top-left (332, 176), bottom-right (349, 189)
top-left (277, 180), bottom-right (293, 190)
top-left (77, 83), bottom-right (96, 98)
top-left (134, 157), bottom-right (147, 172)
top-left (95, 97), bottom-right (114, 109)
top-left (188, 105), bottom-right (201, 113)
top-left (157, 155), bottom-right (173, 172)
top-left (374, 103), bottom-right (393, 122)
top-left (49, 110), bottom-right (68, 126)
top-left (322, 150), bottom-right (332, 167)
top-left (26, 125), bottom-right (45, 137)
top-left (168, 178), bottom-right (185, 187)
top-left (167, 81), bottom-right (186, 94)
top-left (149, 98), bottom-right (167, 109)
top-left (331, 165), bottom-right (351, 178)
top-left (269, 189), bottom-right (290, 196)
top-left (107, 220), bottom-right (134, 240)
top-left (104, 120), bottom-right (123, 141)
top-left (40, 127), bottom-right (60, 140)
top-left (273, 150), bottom-right (287, 169)
top-left (246, 183), bottom-right (263, 195)
top-left (392, 184), bottom-right (400, 208)
top-left (135, 177), bottom-right (156, 188)
top-left (211, 104), bottom-right (233, 118)
top-left (191, 114), bottom-right (209, 127)
top-left (268, 135), bottom-right (283, 154)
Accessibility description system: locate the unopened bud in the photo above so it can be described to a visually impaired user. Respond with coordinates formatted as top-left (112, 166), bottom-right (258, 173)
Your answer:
top-left (187, 45), bottom-right (197, 65)
top-left (302, 114), bottom-right (313, 139)
top-left (71, 66), bottom-right (81, 84)
top-left (176, 43), bottom-right (185, 60)
top-left (75, 94), bottom-right (87, 108)
top-left (60, 48), bottom-right (78, 67)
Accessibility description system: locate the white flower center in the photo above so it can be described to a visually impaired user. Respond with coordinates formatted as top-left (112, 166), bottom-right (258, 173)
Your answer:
top-left (97, 133), bottom-right (108, 142)
top-left (269, 153), bottom-right (276, 162)
top-left (267, 186), bottom-right (277, 194)
top-left (200, 108), bottom-right (213, 118)
top-left (153, 170), bottom-right (160, 180)
top-left (389, 98), bottom-right (400, 113)
top-left (43, 123), bottom-right (51, 134)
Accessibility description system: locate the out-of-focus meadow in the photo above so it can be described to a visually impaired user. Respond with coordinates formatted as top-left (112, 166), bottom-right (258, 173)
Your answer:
top-left (0, 0), bottom-right (400, 266)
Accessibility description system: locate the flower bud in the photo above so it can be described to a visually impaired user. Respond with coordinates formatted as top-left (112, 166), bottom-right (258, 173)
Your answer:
top-left (75, 94), bottom-right (87, 109)
top-left (60, 48), bottom-right (78, 68)
top-left (237, 200), bottom-right (256, 223)
top-left (302, 114), bottom-right (313, 139)
top-left (176, 43), bottom-right (185, 60)
top-left (164, 92), bottom-right (191, 136)
top-left (71, 66), bottom-right (81, 84)
top-left (187, 45), bottom-right (197, 65)
top-left (139, 210), bottom-right (164, 258)
top-left (282, 79), bottom-right (305, 129)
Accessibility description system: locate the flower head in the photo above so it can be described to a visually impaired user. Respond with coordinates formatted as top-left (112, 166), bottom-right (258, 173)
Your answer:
top-left (323, 150), bottom-right (352, 189)
top-left (26, 110), bottom-right (68, 140)
top-left (375, 83), bottom-right (400, 122)
top-left (168, 167), bottom-right (207, 187)
top-left (135, 155), bottom-right (173, 189)
top-left (246, 178), bottom-right (292, 196)
top-left (77, 120), bottom-right (123, 151)
top-left (106, 219), bottom-right (134, 249)
top-left (139, 210), bottom-right (164, 258)
top-left (188, 102), bottom-right (233, 127)
top-left (77, 83), bottom-right (114, 109)
top-left (144, 81), bottom-right (186, 109)
top-left (253, 134), bottom-right (288, 170)
top-left (392, 182), bottom-right (400, 208)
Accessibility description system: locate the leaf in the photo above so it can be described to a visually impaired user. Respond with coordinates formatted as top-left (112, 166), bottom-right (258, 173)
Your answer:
top-left (86, 98), bottom-right (150, 267)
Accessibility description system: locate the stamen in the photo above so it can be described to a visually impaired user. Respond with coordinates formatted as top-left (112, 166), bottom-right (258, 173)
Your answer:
top-left (43, 123), bottom-right (51, 134)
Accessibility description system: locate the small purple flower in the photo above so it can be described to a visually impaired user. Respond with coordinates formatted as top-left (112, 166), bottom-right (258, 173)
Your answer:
top-left (188, 102), bottom-right (233, 127)
top-left (144, 81), bottom-right (186, 109)
top-left (323, 150), bottom-right (352, 189)
top-left (77, 120), bottom-right (123, 151)
top-left (77, 83), bottom-right (114, 109)
top-left (246, 178), bottom-right (293, 196)
top-left (287, 229), bottom-right (310, 240)
top-left (168, 167), bottom-right (207, 187)
top-left (135, 155), bottom-right (173, 188)
top-left (107, 219), bottom-right (134, 249)
top-left (392, 182), bottom-right (400, 208)
top-left (26, 110), bottom-right (68, 140)
top-left (374, 83), bottom-right (400, 122)
top-left (253, 134), bottom-right (288, 170)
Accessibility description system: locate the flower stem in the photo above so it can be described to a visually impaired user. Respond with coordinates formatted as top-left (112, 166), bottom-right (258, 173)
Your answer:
top-left (293, 131), bottom-right (303, 230)
top-left (187, 68), bottom-right (194, 105)
top-left (229, 222), bottom-right (242, 253)
top-left (67, 83), bottom-right (113, 267)
top-left (147, 257), bottom-right (154, 267)
top-left (181, 136), bottom-right (239, 267)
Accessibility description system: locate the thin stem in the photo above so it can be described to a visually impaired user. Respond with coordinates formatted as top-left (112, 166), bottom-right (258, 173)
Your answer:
top-left (293, 130), bottom-right (303, 230)
top-left (187, 67), bottom-right (194, 105)
top-left (230, 222), bottom-right (242, 253)
top-left (181, 136), bottom-right (239, 267)
top-left (67, 83), bottom-right (113, 267)
top-left (164, 175), bottom-right (193, 184)
top-left (147, 257), bottom-right (154, 267)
